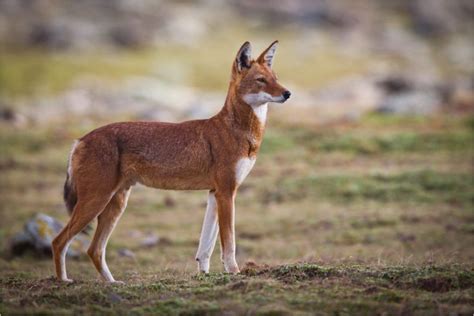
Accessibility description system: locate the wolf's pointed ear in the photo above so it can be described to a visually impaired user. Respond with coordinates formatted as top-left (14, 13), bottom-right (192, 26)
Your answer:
top-left (257, 40), bottom-right (278, 68)
top-left (235, 41), bottom-right (252, 72)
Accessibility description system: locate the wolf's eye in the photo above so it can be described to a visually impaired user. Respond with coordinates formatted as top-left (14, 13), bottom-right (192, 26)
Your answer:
top-left (256, 78), bottom-right (266, 84)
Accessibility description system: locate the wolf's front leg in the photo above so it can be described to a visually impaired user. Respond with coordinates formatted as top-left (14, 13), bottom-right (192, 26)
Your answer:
top-left (215, 190), bottom-right (239, 274)
top-left (195, 191), bottom-right (219, 273)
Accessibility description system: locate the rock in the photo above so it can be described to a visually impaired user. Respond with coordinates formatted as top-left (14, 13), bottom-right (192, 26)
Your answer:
top-left (161, 6), bottom-right (208, 44)
top-left (163, 195), bottom-right (176, 208)
top-left (127, 230), bottom-right (144, 239)
top-left (117, 248), bottom-right (136, 259)
top-left (0, 107), bottom-right (16, 121)
top-left (9, 232), bottom-right (33, 257)
top-left (0, 105), bottom-right (27, 127)
top-left (108, 292), bottom-right (123, 303)
top-left (377, 90), bottom-right (442, 115)
top-left (28, 23), bottom-right (71, 49)
top-left (274, 76), bottom-right (383, 125)
top-left (109, 23), bottom-right (149, 48)
top-left (376, 76), bottom-right (413, 94)
top-left (408, 0), bottom-right (467, 37)
top-left (9, 214), bottom-right (89, 258)
top-left (373, 73), bottom-right (452, 115)
top-left (126, 229), bottom-right (171, 248)
top-left (444, 36), bottom-right (474, 73)
top-left (448, 77), bottom-right (474, 112)
top-left (397, 233), bottom-right (416, 243)
top-left (233, 0), bottom-right (358, 29)
top-left (140, 233), bottom-right (160, 248)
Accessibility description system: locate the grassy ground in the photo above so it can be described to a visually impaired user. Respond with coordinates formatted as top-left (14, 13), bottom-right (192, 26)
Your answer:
top-left (0, 113), bottom-right (473, 314)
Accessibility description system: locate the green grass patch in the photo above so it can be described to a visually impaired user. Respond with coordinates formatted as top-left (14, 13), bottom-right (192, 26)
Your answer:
top-left (137, 298), bottom-right (220, 315)
top-left (369, 265), bottom-right (474, 292)
top-left (260, 130), bottom-right (297, 154)
top-left (267, 170), bottom-right (474, 205)
top-left (0, 125), bottom-right (74, 172)
top-left (261, 116), bottom-right (473, 155)
top-left (0, 49), bottom-right (159, 99)
top-left (0, 127), bottom-right (52, 157)
top-left (266, 263), bottom-right (336, 282)
top-left (307, 131), bottom-right (473, 154)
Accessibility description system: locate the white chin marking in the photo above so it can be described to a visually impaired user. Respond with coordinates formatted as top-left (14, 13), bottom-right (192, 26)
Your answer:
top-left (243, 91), bottom-right (284, 124)
top-left (235, 157), bottom-right (256, 185)
top-left (243, 92), bottom-right (270, 106)
top-left (243, 92), bottom-right (285, 105)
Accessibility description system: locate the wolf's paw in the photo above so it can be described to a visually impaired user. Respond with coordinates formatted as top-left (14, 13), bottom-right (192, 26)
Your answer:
top-left (224, 261), bottom-right (240, 274)
top-left (110, 280), bottom-right (125, 285)
top-left (196, 257), bottom-right (210, 274)
top-left (226, 267), bottom-right (240, 274)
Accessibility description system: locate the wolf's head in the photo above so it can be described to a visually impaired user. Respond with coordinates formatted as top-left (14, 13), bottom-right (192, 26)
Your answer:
top-left (230, 41), bottom-right (291, 107)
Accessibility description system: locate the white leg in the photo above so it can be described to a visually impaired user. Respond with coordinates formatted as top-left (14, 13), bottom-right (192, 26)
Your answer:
top-left (195, 191), bottom-right (219, 273)
top-left (59, 240), bottom-right (73, 282)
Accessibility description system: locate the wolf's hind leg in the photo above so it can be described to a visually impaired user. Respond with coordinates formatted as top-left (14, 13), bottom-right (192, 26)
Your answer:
top-left (87, 188), bottom-right (131, 283)
top-left (52, 195), bottom-right (112, 282)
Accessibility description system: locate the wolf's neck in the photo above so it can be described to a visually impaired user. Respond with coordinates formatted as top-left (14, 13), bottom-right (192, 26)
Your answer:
top-left (219, 90), bottom-right (267, 133)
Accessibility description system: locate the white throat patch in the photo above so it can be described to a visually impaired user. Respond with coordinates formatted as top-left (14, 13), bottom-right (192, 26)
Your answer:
top-left (251, 103), bottom-right (268, 125)
top-left (235, 157), bottom-right (256, 185)
top-left (243, 92), bottom-right (273, 125)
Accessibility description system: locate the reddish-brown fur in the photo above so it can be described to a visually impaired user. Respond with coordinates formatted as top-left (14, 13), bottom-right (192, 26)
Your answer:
top-left (52, 41), bottom-right (290, 282)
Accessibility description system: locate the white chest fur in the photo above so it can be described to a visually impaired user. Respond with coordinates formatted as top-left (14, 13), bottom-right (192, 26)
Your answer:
top-left (235, 157), bottom-right (256, 185)
top-left (251, 103), bottom-right (268, 125)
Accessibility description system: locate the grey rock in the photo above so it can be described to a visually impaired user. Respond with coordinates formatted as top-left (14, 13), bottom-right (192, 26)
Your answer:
top-left (0, 106), bottom-right (27, 127)
top-left (409, 0), bottom-right (469, 37)
top-left (28, 23), bottom-right (71, 49)
top-left (140, 233), bottom-right (160, 248)
top-left (117, 248), bottom-right (136, 258)
top-left (9, 213), bottom-right (89, 258)
top-left (377, 90), bottom-right (442, 115)
top-left (108, 292), bottom-right (123, 303)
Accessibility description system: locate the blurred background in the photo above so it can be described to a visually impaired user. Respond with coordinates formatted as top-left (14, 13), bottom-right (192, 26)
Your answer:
top-left (0, 0), bottom-right (473, 292)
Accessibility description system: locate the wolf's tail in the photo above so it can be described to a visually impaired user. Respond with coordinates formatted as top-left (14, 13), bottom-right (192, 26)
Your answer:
top-left (63, 141), bottom-right (91, 234)
top-left (63, 170), bottom-right (77, 216)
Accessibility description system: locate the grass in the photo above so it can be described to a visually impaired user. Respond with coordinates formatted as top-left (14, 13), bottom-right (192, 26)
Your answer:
top-left (0, 49), bottom-right (158, 99)
top-left (272, 170), bottom-right (474, 205)
top-left (0, 263), bottom-right (472, 315)
top-left (0, 113), bottom-right (473, 314)
top-left (262, 115), bottom-right (474, 155)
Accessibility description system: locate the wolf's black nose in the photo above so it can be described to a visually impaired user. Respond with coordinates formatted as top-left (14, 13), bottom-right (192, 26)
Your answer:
top-left (283, 91), bottom-right (291, 100)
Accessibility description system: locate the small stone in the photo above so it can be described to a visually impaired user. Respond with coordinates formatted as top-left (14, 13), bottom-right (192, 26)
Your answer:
top-left (108, 292), bottom-right (123, 303)
top-left (140, 233), bottom-right (160, 248)
top-left (397, 233), bottom-right (416, 243)
top-left (117, 248), bottom-right (136, 258)
top-left (163, 196), bottom-right (176, 208)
